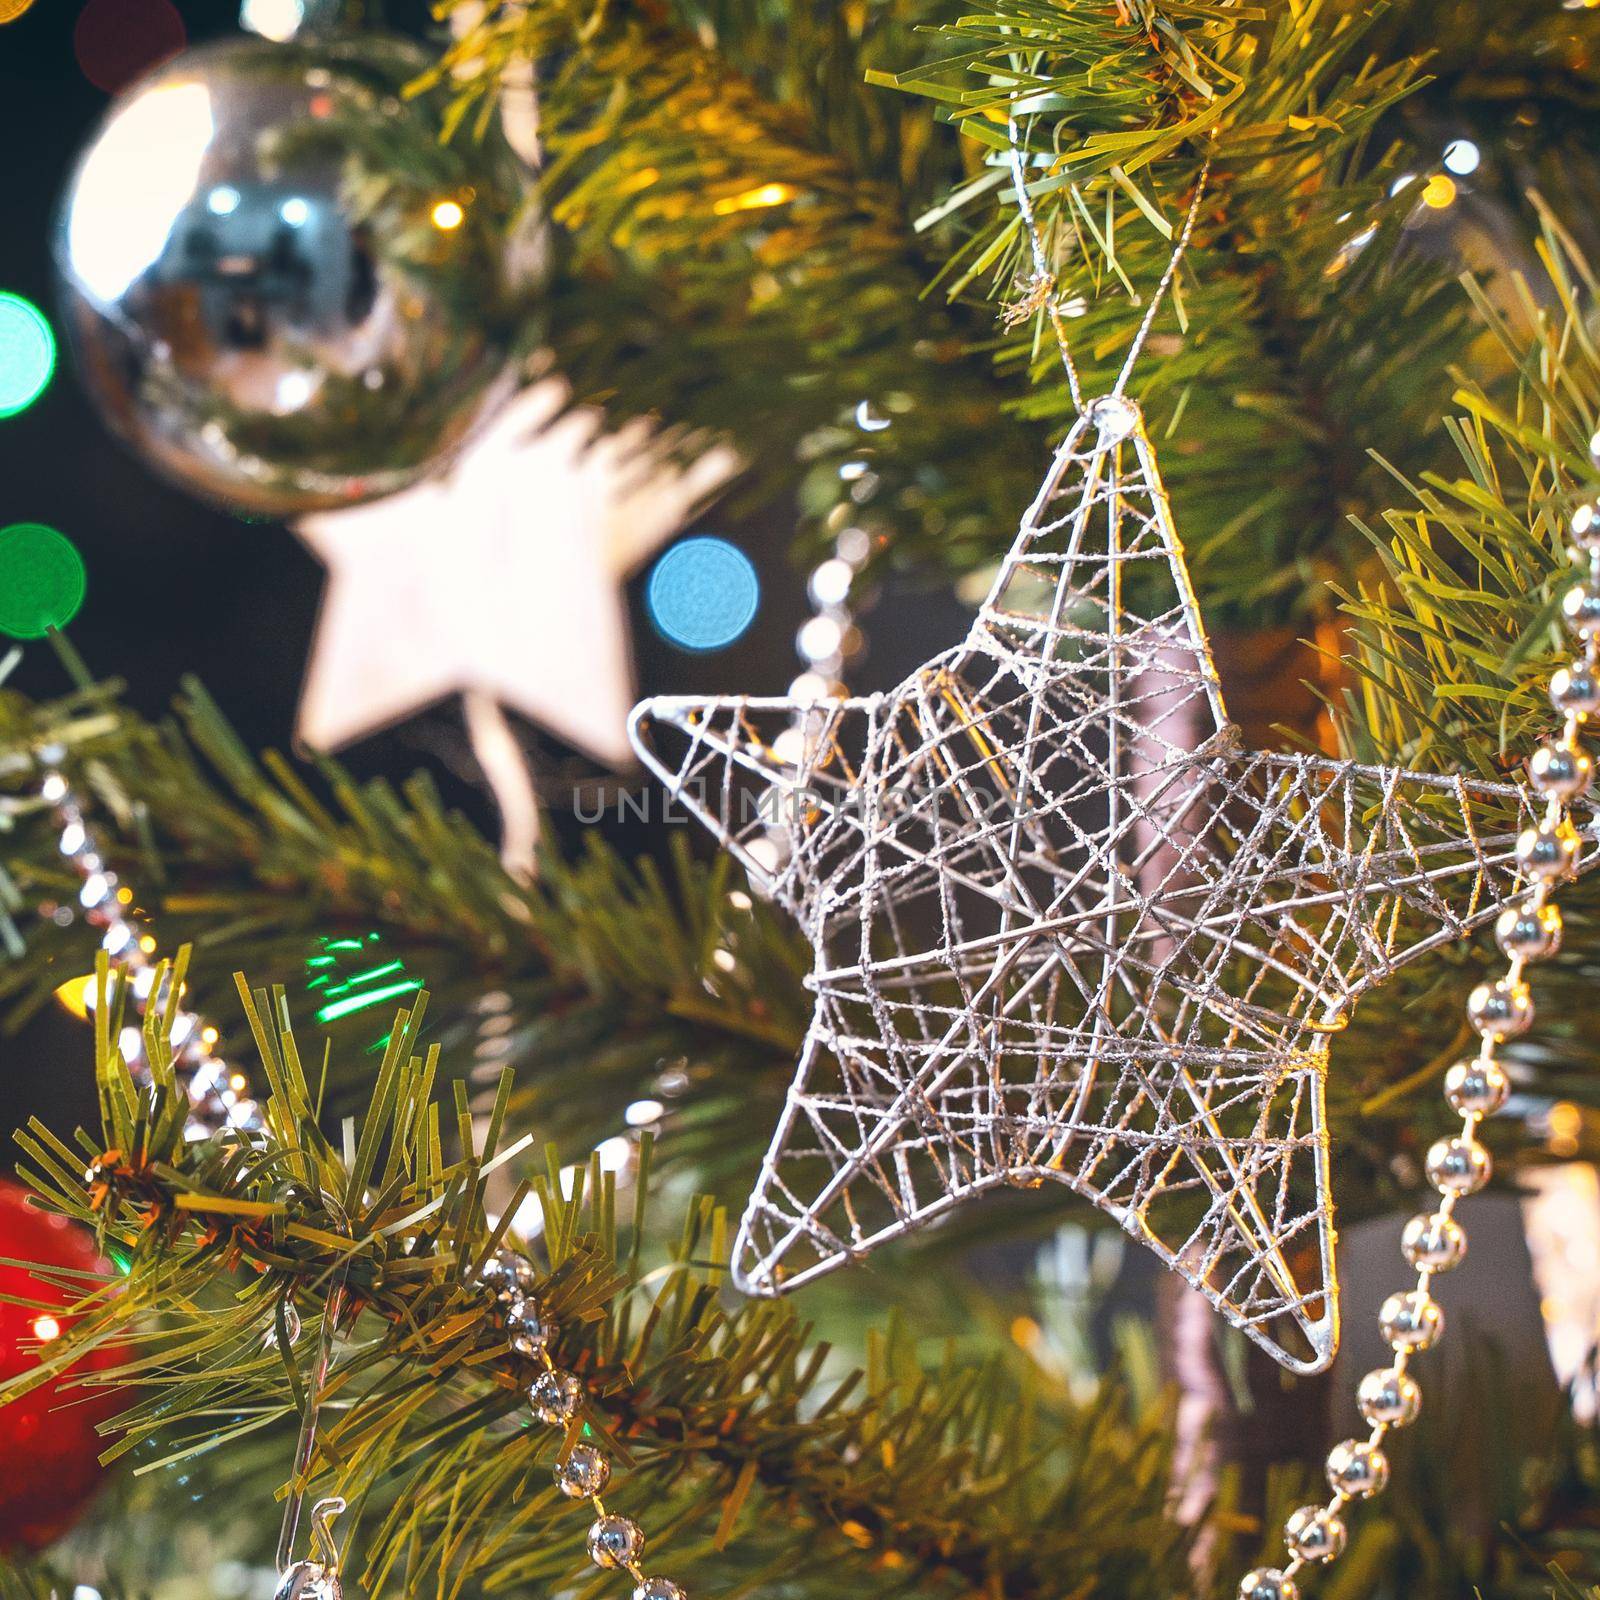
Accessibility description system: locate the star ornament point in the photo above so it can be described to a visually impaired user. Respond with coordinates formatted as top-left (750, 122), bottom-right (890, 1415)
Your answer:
top-left (630, 397), bottom-right (1593, 1373)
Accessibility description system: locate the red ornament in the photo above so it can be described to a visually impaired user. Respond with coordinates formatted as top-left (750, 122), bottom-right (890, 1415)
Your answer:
top-left (0, 1177), bottom-right (124, 1551)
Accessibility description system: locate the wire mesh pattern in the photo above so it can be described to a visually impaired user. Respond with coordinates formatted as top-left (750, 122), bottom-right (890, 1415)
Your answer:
top-left (630, 396), bottom-right (1568, 1372)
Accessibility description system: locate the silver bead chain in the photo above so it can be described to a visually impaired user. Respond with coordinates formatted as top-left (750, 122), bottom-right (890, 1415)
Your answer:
top-left (33, 758), bottom-right (687, 1593)
top-left (479, 1250), bottom-right (686, 1600)
top-left (1240, 479), bottom-right (1600, 1600)
top-left (32, 749), bottom-right (258, 1140)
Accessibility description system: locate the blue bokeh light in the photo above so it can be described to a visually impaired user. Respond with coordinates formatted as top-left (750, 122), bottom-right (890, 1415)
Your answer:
top-left (0, 291), bottom-right (56, 418)
top-left (647, 537), bottom-right (760, 652)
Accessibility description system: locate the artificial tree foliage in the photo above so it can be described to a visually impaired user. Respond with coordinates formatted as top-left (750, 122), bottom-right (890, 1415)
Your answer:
top-left (6, 2), bottom-right (1600, 1598)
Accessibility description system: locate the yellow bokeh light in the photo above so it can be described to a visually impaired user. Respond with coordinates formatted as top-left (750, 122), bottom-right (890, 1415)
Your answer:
top-left (54, 973), bottom-right (95, 1019)
top-left (139, 934), bottom-right (158, 953)
top-left (1420, 173), bottom-right (1457, 210)
top-left (1549, 1100), bottom-right (1583, 1155)
top-left (31, 1314), bottom-right (61, 1342)
top-left (0, 0), bottom-right (37, 23)
top-left (431, 199), bottom-right (465, 231)
top-left (117, 885), bottom-right (134, 904)
top-left (712, 183), bottom-right (798, 216)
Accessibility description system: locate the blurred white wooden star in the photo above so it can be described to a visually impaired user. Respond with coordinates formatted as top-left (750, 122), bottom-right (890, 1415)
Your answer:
top-left (295, 377), bottom-right (737, 873)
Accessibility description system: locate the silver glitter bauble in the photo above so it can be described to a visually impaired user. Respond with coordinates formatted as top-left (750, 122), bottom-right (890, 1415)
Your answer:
top-left (478, 1249), bottom-right (537, 1305)
top-left (1466, 977), bottom-right (1533, 1039)
top-left (555, 1442), bottom-right (611, 1499)
top-left (1443, 1058), bottom-right (1509, 1118)
top-left (273, 1561), bottom-right (340, 1600)
top-left (1379, 1289), bottom-right (1443, 1351)
top-left (55, 33), bottom-right (524, 518)
top-left (1238, 1567), bottom-right (1298, 1600)
top-left (1325, 1438), bottom-right (1389, 1499)
top-left (506, 1295), bottom-right (555, 1358)
top-left (1551, 661), bottom-right (1600, 716)
top-left (587, 1514), bottom-right (645, 1571)
top-left (1426, 1135), bottom-right (1492, 1196)
top-left (1528, 741), bottom-right (1593, 801)
top-left (1356, 1365), bottom-right (1422, 1428)
top-left (633, 1579), bottom-right (686, 1600)
top-left (529, 1367), bottom-right (583, 1426)
top-left (1494, 902), bottom-right (1562, 961)
top-left (1400, 1210), bottom-right (1467, 1272)
top-left (1515, 821), bottom-right (1581, 882)
top-left (1284, 1504), bottom-right (1347, 1563)
top-left (1562, 580), bottom-right (1600, 640)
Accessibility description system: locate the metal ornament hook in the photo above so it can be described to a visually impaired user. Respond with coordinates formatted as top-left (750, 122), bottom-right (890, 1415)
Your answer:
top-left (273, 1497), bottom-right (347, 1600)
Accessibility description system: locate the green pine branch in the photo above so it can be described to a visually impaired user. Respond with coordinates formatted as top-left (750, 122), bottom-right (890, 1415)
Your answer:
top-left (0, 664), bottom-right (807, 1185)
top-left (6, 983), bottom-right (1201, 1600)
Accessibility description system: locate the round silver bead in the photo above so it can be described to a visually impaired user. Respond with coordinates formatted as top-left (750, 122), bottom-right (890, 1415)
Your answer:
top-left (1356, 1365), bottom-right (1422, 1428)
top-left (1426, 1135), bottom-right (1492, 1196)
top-left (506, 1296), bottom-right (556, 1359)
top-left (587, 1514), bottom-right (645, 1571)
top-left (1573, 503), bottom-right (1600, 553)
top-left (1494, 901), bottom-right (1562, 961)
top-left (478, 1250), bottom-right (538, 1305)
top-left (1443, 1058), bottom-right (1509, 1118)
top-left (1562, 580), bottom-right (1600, 640)
top-left (273, 1561), bottom-right (340, 1600)
top-left (1379, 1289), bottom-right (1443, 1351)
top-left (1326, 1437), bottom-right (1390, 1499)
top-left (633, 1580), bottom-right (686, 1600)
top-left (1516, 821), bottom-right (1580, 882)
top-left (1528, 741), bottom-right (1593, 801)
top-left (1285, 1503), bottom-right (1347, 1563)
top-left (1238, 1570), bottom-right (1298, 1600)
top-left (529, 1367), bottom-right (583, 1426)
top-left (1401, 1210), bottom-right (1467, 1272)
top-left (1551, 661), bottom-right (1600, 717)
top-left (555, 1442), bottom-right (612, 1499)
top-left (1466, 977), bottom-right (1533, 1039)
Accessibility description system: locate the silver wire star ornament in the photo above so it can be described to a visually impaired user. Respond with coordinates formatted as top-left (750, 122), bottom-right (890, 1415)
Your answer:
top-left (631, 394), bottom-right (1600, 1373)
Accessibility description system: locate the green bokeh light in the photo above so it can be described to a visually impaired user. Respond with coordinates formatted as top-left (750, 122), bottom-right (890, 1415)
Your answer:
top-left (0, 291), bottom-right (56, 417)
top-left (0, 523), bottom-right (87, 639)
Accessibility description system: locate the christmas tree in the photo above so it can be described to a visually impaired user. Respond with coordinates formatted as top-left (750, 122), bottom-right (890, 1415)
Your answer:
top-left (3, 3), bottom-right (1600, 1599)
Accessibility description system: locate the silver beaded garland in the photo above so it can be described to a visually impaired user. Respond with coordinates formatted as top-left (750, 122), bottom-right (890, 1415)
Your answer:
top-left (1528, 741), bottom-right (1593, 800)
top-left (1465, 977), bottom-right (1532, 1038)
top-left (529, 1367), bottom-right (584, 1426)
top-left (634, 1579), bottom-right (687, 1600)
top-left (1355, 1366), bottom-right (1421, 1428)
top-left (1515, 819), bottom-right (1580, 881)
top-left (556, 1443), bottom-right (613, 1499)
top-left (1494, 901), bottom-right (1562, 960)
top-left (1238, 1569), bottom-right (1299, 1600)
top-left (1399, 1211), bottom-right (1466, 1273)
top-left (506, 1295), bottom-right (556, 1358)
top-left (479, 1250), bottom-right (539, 1305)
top-left (490, 1257), bottom-right (684, 1600)
top-left (1378, 1290), bottom-right (1443, 1352)
top-left (1325, 1438), bottom-right (1389, 1499)
top-left (1551, 661), bottom-right (1600, 715)
top-left (588, 1515), bottom-right (646, 1571)
top-left (1561, 579), bottom-right (1600, 639)
top-left (30, 754), bottom-right (249, 1141)
top-left (1442, 1058), bottom-right (1508, 1118)
top-left (1252, 473), bottom-right (1598, 1597)
top-left (1573, 503), bottom-right (1600, 552)
top-left (1424, 1136), bottom-right (1491, 1197)
top-left (1284, 1505), bottom-right (1347, 1564)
